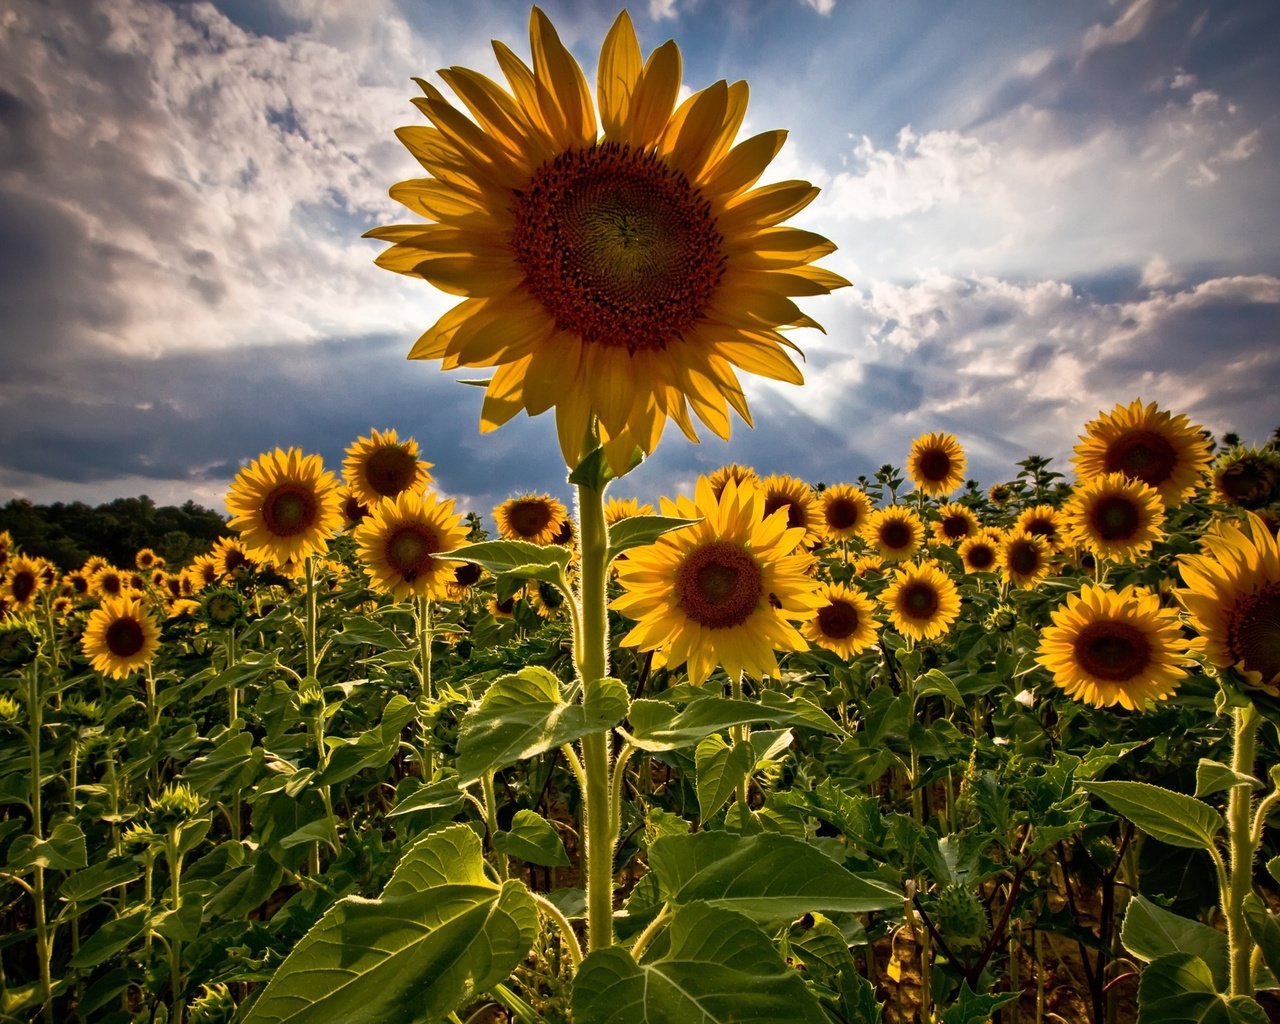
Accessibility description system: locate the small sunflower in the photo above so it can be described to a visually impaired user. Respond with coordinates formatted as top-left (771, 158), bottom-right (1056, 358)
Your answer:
top-left (226, 448), bottom-right (343, 566)
top-left (604, 496), bottom-right (656, 527)
top-left (760, 474), bottom-right (823, 547)
top-left (959, 530), bottom-right (1002, 574)
top-left (612, 477), bottom-right (822, 686)
top-left (525, 578), bottom-right (568, 620)
top-left (1212, 446), bottom-right (1280, 511)
top-left (880, 561), bottom-right (961, 642)
top-left (907, 432), bottom-right (967, 497)
top-left (185, 554), bottom-right (221, 592)
top-left (803, 582), bottom-right (880, 658)
top-left (90, 565), bottom-right (128, 600)
top-left (999, 531), bottom-right (1053, 590)
top-left (1037, 584), bottom-right (1191, 709)
top-left (852, 553), bottom-right (885, 578)
top-left (932, 503), bottom-right (980, 546)
top-left (488, 594), bottom-right (517, 620)
top-left (355, 491), bottom-right (469, 602)
top-left (1072, 399), bottom-right (1212, 508)
top-left (82, 595), bottom-right (161, 680)
top-left (494, 493), bottom-right (568, 545)
top-left (3, 556), bottom-right (44, 612)
top-left (987, 483), bottom-right (1013, 506)
top-left (447, 561), bottom-right (486, 602)
top-left (708, 464), bottom-right (760, 501)
top-left (1177, 512), bottom-right (1280, 695)
top-left (819, 484), bottom-right (873, 543)
top-left (62, 571), bottom-right (91, 598)
top-left (338, 486), bottom-right (371, 530)
top-left (862, 506), bottom-right (926, 563)
top-left (1015, 505), bottom-right (1066, 550)
top-left (1063, 473), bottom-right (1165, 562)
top-left (342, 428), bottom-right (434, 507)
top-left (134, 548), bottom-right (163, 571)
top-left (211, 537), bottom-right (255, 581)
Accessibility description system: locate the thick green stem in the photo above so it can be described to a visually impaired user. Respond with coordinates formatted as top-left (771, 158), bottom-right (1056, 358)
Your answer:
top-left (26, 664), bottom-right (54, 1023)
top-left (304, 556), bottom-right (318, 680)
top-left (481, 770), bottom-right (508, 880)
top-left (730, 674), bottom-right (751, 810)
top-left (1225, 704), bottom-right (1260, 997)
top-left (166, 831), bottom-right (185, 1024)
top-left (417, 596), bottom-right (435, 777)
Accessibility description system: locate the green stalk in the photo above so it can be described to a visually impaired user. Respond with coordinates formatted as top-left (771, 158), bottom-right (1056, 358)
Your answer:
top-left (416, 595), bottom-right (434, 777)
top-left (481, 769), bottom-right (508, 880)
top-left (730, 673), bottom-right (751, 810)
top-left (1225, 704), bottom-right (1260, 997)
top-left (304, 555), bottom-right (318, 680)
top-left (26, 662), bottom-right (54, 1024)
top-left (166, 829), bottom-right (185, 1024)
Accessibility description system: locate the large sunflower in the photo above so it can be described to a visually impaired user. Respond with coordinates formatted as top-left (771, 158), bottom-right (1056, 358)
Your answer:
top-left (612, 477), bottom-right (821, 685)
top-left (1072, 399), bottom-right (1211, 508)
top-left (760, 474), bottom-right (823, 547)
top-left (880, 561), bottom-right (961, 642)
top-left (82, 595), bottom-right (161, 680)
top-left (494, 493), bottom-right (568, 545)
top-left (1063, 473), bottom-right (1165, 562)
top-left (1177, 512), bottom-right (1280, 696)
top-left (862, 506), bottom-right (925, 563)
top-left (1037, 584), bottom-right (1191, 709)
top-left (355, 491), bottom-right (469, 602)
top-left (907, 432), bottom-right (967, 497)
top-left (342, 428), bottom-right (434, 507)
top-left (368, 9), bottom-right (847, 473)
top-left (225, 448), bottom-right (343, 566)
top-left (819, 484), bottom-right (873, 543)
top-left (999, 531), bottom-right (1053, 590)
top-left (803, 582), bottom-right (880, 658)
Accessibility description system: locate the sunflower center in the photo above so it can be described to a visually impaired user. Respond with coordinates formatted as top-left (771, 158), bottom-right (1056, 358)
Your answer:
top-left (898, 581), bottom-right (940, 621)
top-left (262, 485), bottom-right (318, 537)
top-left (916, 449), bottom-right (954, 484)
top-left (100, 574), bottom-right (123, 596)
top-left (70, 575), bottom-right (89, 595)
top-left (385, 524), bottom-right (440, 581)
top-left (221, 548), bottom-right (248, 573)
top-left (880, 520), bottom-right (914, 551)
top-left (1074, 621), bottom-right (1151, 681)
top-left (817, 599), bottom-right (861, 639)
top-left (1092, 496), bottom-right (1141, 541)
top-left (676, 541), bottom-right (763, 630)
top-left (1228, 584), bottom-right (1280, 683)
top-left (11, 570), bottom-right (35, 603)
top-left (941, 514), bottom-right (972, 540)
top-left (1008, 540), bottom-right (1043, 577)
top-left (512, 142), bottom-right (725, 353)
top-left (341, 494), bottom-right (369, 524)
top-left (826, 498), bottom-right (863, 531)
top-left (363, 446), bottom-right (419, 498)
top-left (453, 562), bottom-right (483, 587)
top-left (1105, 430), bottom-right (1178, 486)
top-left (507, 499), bottom-right (554, 539)
top-left (105, 617), bottom-right (145, 658)
top-left (1025, 518), bottom-right (1056, 541)
top-left (966, 544), bottom-right (996, 571)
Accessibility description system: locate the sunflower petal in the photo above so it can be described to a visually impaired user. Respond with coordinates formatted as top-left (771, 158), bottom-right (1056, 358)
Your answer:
top-left (597, 10), bottom-right (642, 138)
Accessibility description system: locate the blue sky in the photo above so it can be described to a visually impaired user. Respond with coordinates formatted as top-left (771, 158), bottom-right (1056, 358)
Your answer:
top-left (1, 0), bottom-right (1277, 522)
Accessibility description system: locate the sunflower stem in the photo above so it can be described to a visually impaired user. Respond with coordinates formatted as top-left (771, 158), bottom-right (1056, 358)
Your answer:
top-left (730, 673), bottom-right (751, 810)
top-left (25, 661), bottom-right (54, 1024)
top-left (1225, 703), bottom-right (1260, 997)
top-left (416, 595), bottom-right (435, 777)
top-left (303, 555), bottom-right (318, 680)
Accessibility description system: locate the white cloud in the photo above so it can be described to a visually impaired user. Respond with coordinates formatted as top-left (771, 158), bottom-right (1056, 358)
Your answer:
top-left (799, 0), bottom-right (836, 14)
top-left (649, 0), bottom-right (679, 21)
top-left (1081, 0), bottom-right (1160, 55)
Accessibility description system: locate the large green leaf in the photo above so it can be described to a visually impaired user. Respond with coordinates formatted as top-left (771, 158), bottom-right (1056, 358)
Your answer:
top-left (5, 821), bottom-right (87, 872)
top-left (571, 903), bottom-right (828, 1024)
top-left (1243, 894), bottom-right (1280, 989)
top-left (242, 825), bottom-right (538, 1024)
top-left (440, 540), bottom-right (570, 586)
top-left (456, 668), bottom-right (628, 783)
top-left (623, 694), bottom-right (838, 752)
top-left (493, 810), bottom-right (570, 868)
top-left (648, 832), bottom-right (901, 920)
top-left (1136, 953), bottom-right (1270, 1024)
top-left (318, 695), bottom-right (417, 786)
top-left (939, 983), bottom-right (1021, 1024)
top-left (181, 730), bottom-right (264, 796)
top-left (606, 515), bottom-right (699, 561)
top-left (1081, 781), bottom-right (1224, 851)
top-left (695, 735), bottom-right (756, 821)
top-left (1121, 896), bottom-right (1229, 990)
top-left (59, 857), bottom-right (141, 903)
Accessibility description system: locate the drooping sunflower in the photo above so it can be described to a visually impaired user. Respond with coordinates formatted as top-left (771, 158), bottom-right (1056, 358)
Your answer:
top-left (999, 531), bottom-right (1053, 590)
top-left (494, 493), bottom-right (568, 545)
top-left (708, 464), bottom-right (760, 501)
top-left (1015, 505), bottom-right (1065, 550)
top-left (82, 595), bottom-right (161, 680)
top-left (932, 502), bottom-right (980, 546)
top-left (958, 530), bottom-right (1002, 574)
top-left (3, 556), bottom-right (43, 612)
top-left (803, 582), bottom-right (880, 658)
top-left (862, 506), bottom-right (925, 563)
top-left (342, 428), bottom-right (434, 507)
top-left (760, 474), bottom-right (823, 547)
top-left (1072, 399), bottom-right (1212, 508)
top-left (368, 9), bottom-right (848, 473)
top-left (880, 561), bottom-right (961, 642)
top-left (907, 432), bottom-right (967, 497)
top-left (604, 496), bottom-right (655, 527)
top-left (1063, 473), bottom-right (1165, 562)
top-left (1212, 446), bottom-right (1280, 511)
top-left (1037, 584), bottom-right (1192, 709)
top-left (225, 448), bottom-right (344, 566)
top-left (612, 477), bottom-right (822, 685)
top-left (1177, 512), bottom-right (1280, 695)
top-left (819, 484), bottom-right (873, 543)
top-left (355, 491), bottom-right (469, 603)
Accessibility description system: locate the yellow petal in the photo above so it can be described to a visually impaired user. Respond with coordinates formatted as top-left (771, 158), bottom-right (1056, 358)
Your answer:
top-left (624, 39), bottom-right (681, 147)
top-left (597, 10), bottom-right (642, 138)
top-left (480, 356), bottom-right (531, 431)
top-left (702, 130), bottom-right (787, 197)
top-left (722, 180), bottom-right (820, 229)
top-left (529, 7), bottom-right (596, 148)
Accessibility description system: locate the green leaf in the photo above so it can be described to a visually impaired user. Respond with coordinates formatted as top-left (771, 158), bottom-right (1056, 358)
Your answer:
top-left (648, 832), bottom-right (901, 920)
top-left (1243, 894), bottom-right (1280, 989)
top-left (916, 668), bottom-right (965, 706)
top-left (1136, 953), bottom-right (1270, 1024)
top-left (181, 731), bottom-right (264, 796)
top-left (440, 540), bottom-right (570, 586)
top-left (695, 734), bottom-right (755, 821)
top-left (1081, 781), bottom-right (1224, 851)
top-left (623, 694), bottom-right (837, 752)
top-left (571, 903), bottom-right (829, 1024)
top-left (318, 695), bottom-right (417, 786)
top-left (242, 825), bottom-right (538, 1024)
top-left (70, 905), bottom-right (149, 968)
top-left (59, 857), bottom-right (141, 903)
top-left (568, 444), bottom-right (643, 488)
top-left (152, 894), bottom-right (204, 942)
top-left (387, 776), bottom-right (465, 818)
top-left (456, 668), bottom-right (628, 783)
top-left (939, 982), bottom-right (1021, 1024)
top-left (493, 810), bottom-right (570, 868)
top-left (1194, 759), bottom-right (1261, 799)
top-left (277, 819), bottom-right (335, 851)
top-left (606, 515), bottom-right (699, 561)
top-left (1121, 895), bottom-right (1229, 990)
top-left (5, 821), bottom-right (87, 872)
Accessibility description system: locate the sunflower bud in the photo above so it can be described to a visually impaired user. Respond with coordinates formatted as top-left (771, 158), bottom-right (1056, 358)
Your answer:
top-left (147, 782), bottom-right (204, 832)
top-left (0, 618), bottom-right (38, 668)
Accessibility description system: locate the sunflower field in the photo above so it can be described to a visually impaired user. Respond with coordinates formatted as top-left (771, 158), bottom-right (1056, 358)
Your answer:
top-left (4, 8), bottom-right (1280, 1024)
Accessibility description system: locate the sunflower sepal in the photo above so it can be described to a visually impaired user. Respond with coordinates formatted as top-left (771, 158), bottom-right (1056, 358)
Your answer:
top-left (606, 515), bottom-right (701, 562)
top-left (568, 444), bottom-right (645, 489)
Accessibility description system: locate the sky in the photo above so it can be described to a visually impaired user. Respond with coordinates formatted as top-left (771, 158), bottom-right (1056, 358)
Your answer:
top-left (1, 0), bottom-right (1277, 523)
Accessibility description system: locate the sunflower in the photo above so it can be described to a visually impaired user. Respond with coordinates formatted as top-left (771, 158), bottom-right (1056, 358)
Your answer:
top-left (525, 578), bottom-right (568, 620)
top-left (1037, 584), bottom-right (1191, 709)
top-left (494, 493), bottom-right (568, 545)
top-left (987, 483), bottom-right (1013, 506)
top-left (225, 448), bottom-right (343, 566)
top-left (355, 491), bottom-right (469, 602)
top-left (1063, 473), bottom-right (1165, 562)
top-left (999, 531), bottom-right (1053, 590)
top-left (1015, 505), bottom-right (1065, 550)
top-left (338, 486), bottom-right (371, 530)
top-left (488, 594), bottom-right (517, 619)
top-left (62, 571), bottom-right (92, 598)
top-left (82, 595), bottom-right (161, 680)
top-left (368, 9), bottom-right (848, 473)
top-left (803, 583), bottom-right (880, 658)
top-left (819, 484), bottom-right (873, 543)
top-left (852, 554), bottom-right (885, 578)
top-left (708, 464), bottom-right (760, 501)
top-left (342, 428), bottom-right (434, 507)
top-left (90, 565), bottom-right (128, 600)
top-left (760, 474), bottom-right (823, 547)
top-left (211, 537), bottom-right (255, 581)
top-left (1212, 446), bottom-right (1280, 511)
top-left (1177, 512), bottom-right (1280, 695)
top-left (3, 556), bottom-right (43, 612)
top-left (135, 548), bottom-right (163, 571)
top-left (1072, 399), bottom-right (1212, 508)
top-left (612, 477), bottom-right (821, 685)
top-left (862, 506), bottom-right (926, 563)
top-left (932, 502), bottom-right (980, 546)
top-left (880, 561), bottom-right (962, 642)
top-left (604, 496), bottom-right (655, 527)
top-left (958, 530), bottom-right (1001, 574)
top-left (185, 554), bottom-right (221, 593)
top-left (447, 561), bottom-right (486, 602)
top-left (907, 432), bottom-right (967, 497)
